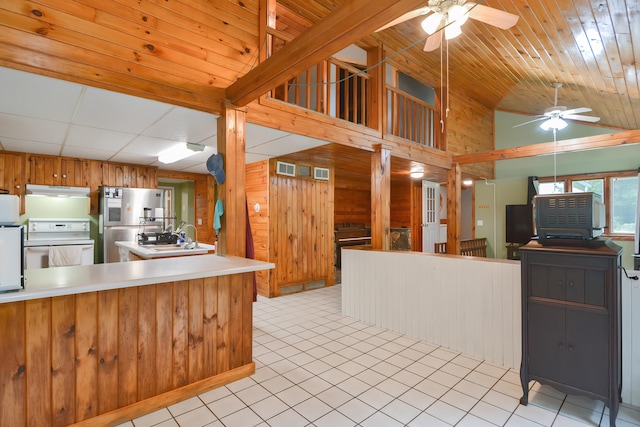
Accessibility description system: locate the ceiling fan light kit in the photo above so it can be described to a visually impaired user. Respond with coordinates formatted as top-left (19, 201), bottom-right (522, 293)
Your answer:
top-left (540, 116), bottom-right (568, 131)
top-left (421, 12), bottom-right (443, 34)
top-left (515, 82), bottom-right (600, 130)
top-left (378, 0), bottom-right (519, 52)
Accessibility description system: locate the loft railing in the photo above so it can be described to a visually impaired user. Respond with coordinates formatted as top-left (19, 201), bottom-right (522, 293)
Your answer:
top-left (265, 27), bottom-right (440, 149)
top-left (434, 238), bottom-right (488, 257)
top-left (387, 85), bottom-right (440, 149)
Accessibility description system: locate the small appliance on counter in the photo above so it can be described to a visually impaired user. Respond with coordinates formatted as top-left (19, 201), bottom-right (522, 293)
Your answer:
top-left (138, 231), bottom-right (178, 245)
top-left (0, 194), bottom-right (25, 292)
top-left (25, 218), bottom-right (94, 269)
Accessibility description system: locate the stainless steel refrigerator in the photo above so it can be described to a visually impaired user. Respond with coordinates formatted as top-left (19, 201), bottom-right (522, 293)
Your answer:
top-left (98, 186), bottom-right (167, 263)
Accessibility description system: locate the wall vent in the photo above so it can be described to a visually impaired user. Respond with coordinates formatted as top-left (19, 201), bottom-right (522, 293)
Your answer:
top-left (276, 161), bottom-right (296, 177)
top-left (314, 167), bottom-right (330, 180)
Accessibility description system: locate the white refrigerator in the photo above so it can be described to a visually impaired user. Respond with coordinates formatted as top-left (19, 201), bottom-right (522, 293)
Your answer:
top-left (0, 225), bottom-right (24, 291)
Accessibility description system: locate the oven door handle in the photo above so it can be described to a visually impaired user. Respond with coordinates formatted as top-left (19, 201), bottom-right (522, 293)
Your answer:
top-left (26, 245), bottom-right (94, 251)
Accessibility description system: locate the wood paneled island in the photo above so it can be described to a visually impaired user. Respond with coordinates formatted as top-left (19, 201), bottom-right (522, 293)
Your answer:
top-left (0, 255), bottom-right (274, 426)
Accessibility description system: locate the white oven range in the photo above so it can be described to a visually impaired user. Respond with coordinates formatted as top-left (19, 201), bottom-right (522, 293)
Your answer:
top-left (25, 218), bottom-right (94, 269)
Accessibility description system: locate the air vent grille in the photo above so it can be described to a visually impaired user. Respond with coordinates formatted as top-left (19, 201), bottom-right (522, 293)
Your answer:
top-left (276, 161), bottom-right (296, 177)
top-left (314, 167), bottom-right (330, 180)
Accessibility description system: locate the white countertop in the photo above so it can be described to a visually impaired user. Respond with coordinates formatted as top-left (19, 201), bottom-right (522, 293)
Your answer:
top-left (115, 240), bottom-right (216, 258)
top-left (0, 255), bottom-right (274, 304)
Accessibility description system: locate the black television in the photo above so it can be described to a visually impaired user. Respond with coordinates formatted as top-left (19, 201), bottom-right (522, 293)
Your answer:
top-left (506, 204), bottom-right (534, 244)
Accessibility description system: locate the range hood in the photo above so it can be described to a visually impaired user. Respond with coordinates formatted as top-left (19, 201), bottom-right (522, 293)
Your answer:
top-left (26, 184), bottom-right (90, 197)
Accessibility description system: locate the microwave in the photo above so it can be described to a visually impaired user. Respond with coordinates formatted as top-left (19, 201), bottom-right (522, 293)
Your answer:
top-left (0, 225), bottom-right (25, 292)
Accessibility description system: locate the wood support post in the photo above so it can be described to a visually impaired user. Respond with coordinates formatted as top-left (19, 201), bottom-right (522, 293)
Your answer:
top-left (446, 163), bottom-right (461, 255)
top-left (366, 45), bottom-right (384, 134)
top-left (216, 102), bottom-right (247, 257)
top-left (371, 144), bottom-right (391, 250)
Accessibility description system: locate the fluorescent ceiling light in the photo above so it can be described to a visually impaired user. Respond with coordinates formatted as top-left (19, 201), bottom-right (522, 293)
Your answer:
top-left (463, 179), bottom-right (473, 186)
top-left (158, 142), bottom-right (205, 164)
top-left (410, 171), bottom-right (424, 179)
top-left (540, 117), bottom-right (568, 131)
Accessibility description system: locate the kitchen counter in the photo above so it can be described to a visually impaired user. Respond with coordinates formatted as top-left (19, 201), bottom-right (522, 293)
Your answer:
top-left (0, 254), bottom-right (273, 304)
top-left (0, 254), bottom-right (274, 426)
top-left (115, 240), bottom-right (216, 260)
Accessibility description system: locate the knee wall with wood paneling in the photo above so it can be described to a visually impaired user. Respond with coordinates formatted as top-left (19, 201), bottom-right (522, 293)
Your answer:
top-left (0, 274), bottom-right (254, 426)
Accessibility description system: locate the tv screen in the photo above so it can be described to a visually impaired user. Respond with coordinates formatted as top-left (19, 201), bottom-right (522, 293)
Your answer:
top-left (506, 204), bottom-right (534, 244)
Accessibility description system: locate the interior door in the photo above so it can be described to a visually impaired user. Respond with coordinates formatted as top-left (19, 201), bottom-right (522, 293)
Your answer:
top-left (422, 180), bottom-right (440, 253)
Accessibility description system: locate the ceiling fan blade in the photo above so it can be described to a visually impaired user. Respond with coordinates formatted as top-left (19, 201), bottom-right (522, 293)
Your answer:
top-left (376, 7), bottom-right (431, 31)
top-left (423, 32), bottom-right (442, 52)
top-left (467, 3), bottom-right (519, 29)
top-left (560, 107), bottom-right (591, 116)
top-left (563, 114), bottom-right (601, 123)
top-left (513, 116), bottom-right (546, 128)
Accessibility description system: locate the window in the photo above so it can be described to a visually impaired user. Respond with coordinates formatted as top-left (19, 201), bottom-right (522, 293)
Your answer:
top-left (572, 179), bottom-right (603, 196)
top-left (538, 181), bottom-right (564, 194)
top-left (610, 177), bottom-right (638, 234)
top-left (537, 171), bottom-right (637, 238)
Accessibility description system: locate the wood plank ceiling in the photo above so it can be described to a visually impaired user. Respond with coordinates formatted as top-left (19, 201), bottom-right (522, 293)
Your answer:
top-left (278, 0), bottom-right (640, 131)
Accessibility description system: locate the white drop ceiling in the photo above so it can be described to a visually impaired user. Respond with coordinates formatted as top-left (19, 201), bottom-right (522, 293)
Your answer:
top-left (0, 66), bottom-right (330, 174)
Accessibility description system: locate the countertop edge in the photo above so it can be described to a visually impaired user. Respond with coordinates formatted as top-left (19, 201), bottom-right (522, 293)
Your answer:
top-left (1, 255), bottom-right (275, 304)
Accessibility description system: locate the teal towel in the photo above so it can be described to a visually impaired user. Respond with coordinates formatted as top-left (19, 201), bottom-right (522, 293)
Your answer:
top-left (214, 199), bottom-right (224, 233)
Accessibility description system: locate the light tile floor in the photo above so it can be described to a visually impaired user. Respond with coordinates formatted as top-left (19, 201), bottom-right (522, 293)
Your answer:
top-left (117, 284), bottom-right (640, 427)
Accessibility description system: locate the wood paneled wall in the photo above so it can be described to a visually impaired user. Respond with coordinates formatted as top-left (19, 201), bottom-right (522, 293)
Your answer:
top-left (334, 176), bottom-right (414, 228)
top-left (0, 274), bottom-right (254, 427)
top-left (268, 159), bottom-right (334, 296)
top-left (335, 188), bottom-right (370, 226)
top-left (390, 178), bottom-right (411, 228)
top-left (246, 160), bottom-right (270, 296)
top-left (444, 86), bottom-right (495, 179)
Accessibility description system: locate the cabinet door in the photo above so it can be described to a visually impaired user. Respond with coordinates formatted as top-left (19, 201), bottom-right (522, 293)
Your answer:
top-left (565, 268), bottom-right (585, 303)
top-left (565, 309), bottom-right (609, 395)
top-left (528, 303), bottom-right (565, 382)
top-left (0, 152), bottom-right (25, 195)
top-left (28, 155), bottom-right (62, 185)
top-left (60, 158), bottom-right (90, 187)
top-left (0, 152), bottom-right (26, 213)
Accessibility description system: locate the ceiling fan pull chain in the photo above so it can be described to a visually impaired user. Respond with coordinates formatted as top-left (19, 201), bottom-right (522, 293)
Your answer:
top-left (553, 128), bottom-right (558, 189)
top-left (446, 37), bottom-right (450, 117)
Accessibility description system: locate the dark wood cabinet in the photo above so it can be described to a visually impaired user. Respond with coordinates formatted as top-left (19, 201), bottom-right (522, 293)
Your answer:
top-left (520, 239), bottom-right (622, 427)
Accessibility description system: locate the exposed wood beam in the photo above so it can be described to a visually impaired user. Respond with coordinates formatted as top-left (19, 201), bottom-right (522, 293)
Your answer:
top-left (453, 129), bottom-right (640, 165)
top-left (226, 0), bottom-right (426, 106)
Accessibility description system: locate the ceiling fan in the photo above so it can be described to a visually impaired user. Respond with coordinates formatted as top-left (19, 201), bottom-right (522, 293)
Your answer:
top-left (515, 82), bottom-right (601, 131)
top-left (376, 0), bottom-right (519, 51)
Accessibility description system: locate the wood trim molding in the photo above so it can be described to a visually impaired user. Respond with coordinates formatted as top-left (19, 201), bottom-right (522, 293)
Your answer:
top-left (453, 129), bottom-right (640, 165)
top-left (70, 364), bottom-right (255, 427)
